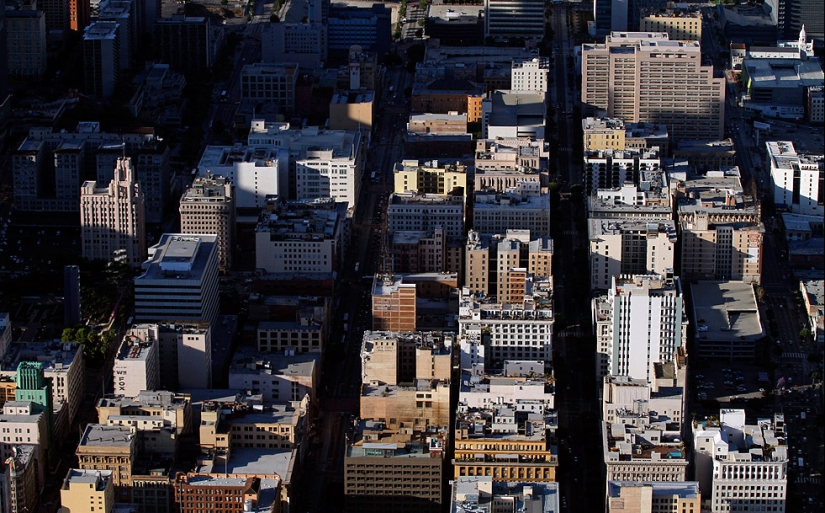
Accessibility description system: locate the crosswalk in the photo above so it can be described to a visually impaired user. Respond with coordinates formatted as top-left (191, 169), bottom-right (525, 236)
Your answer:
top-left (782, 352), bottom-right (808, 359)
top-left (796, 476), bottom-right (822, 485)
top-left (558, 147), bottom-right (573, 152)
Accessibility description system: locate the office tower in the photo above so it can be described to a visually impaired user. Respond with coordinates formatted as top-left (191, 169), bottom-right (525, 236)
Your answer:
top-left (97, 0), bottom-right (134, 70)
top-left (5, 7), bottom-right (47, 81)
top-left (63, 265), bottom-right (81, 327)
top-left (675, 168), bottom-right (763, 284)
top-left (582, 32), bottom-right (725, 140)
top-left (154, 15), bottom-right (222, 76)
top-left (693, 409), bottom-right (788, 513)
top-left (81, 157), bottom-right (146, 268)
top-left (326, 4), bottom-right (390, 56)
top-left (60, 470), bottom-right (115, 513)
top-left (767, 141), bottom-right (824, 216)
top-left (83, 21), bottom-right (120, 98)
top-left (40, 0), bottom-right (69, 33)
top-left (778, 0), bottom-right (824, 48)
top-left (592, 274), bottom-right (687, 381)
top-left (179, 174), bottom-right (235, 272)
top-left (133, 234), bottom-right (219, 324)
top-left (484, 0), bottom-right (544, 41)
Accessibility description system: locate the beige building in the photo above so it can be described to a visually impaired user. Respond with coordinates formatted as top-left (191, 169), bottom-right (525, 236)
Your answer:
top-left (6, 8), bottom-right (48, 80)
top-left (582, 117), bottom-right (669, 153)
top-left (465, 229), bottom-right (553, 301)
top-left (607, 481), bottom-right (701, 513)
top-left (198, 397), bottom-right (309, 453)
top-left (407, 113), bottom-right (468, 135)
top-left (80, 157), bottom-right (146, 268)
top-left (393, 159), bottom-right (468, 195)
top-left (389, 227), bottom-right (464, 275)
top-left (360, 331), bottom-right (453, 386)
top-left (582, 32), bottom-right (724, 140)
top-left (372, 275), bottom-right (417, 332)
top-left (329, 92), bottom-right (374, 132)
top-left (674, 168), bottom-right (763, 283)
top-left (97, 391), bottom-right (192, 436)
top-left (112, 336), bottom-right (159, 399)
top-left (345, 424), bottom-right (446, 513)
top-left (640, 10), bottom-right (702, 41)
top-left (603, 421), bottom-right (688, 486)
top-left (75, 425), bottom-right (137, 501)
top-left (5, 445), bottom-right (41, 513)
top-left (360, 379), bottom-right (451, 430)
top-left (179, 174), bottom-right (235, 272)
top-left (59, 469), bottom-right (115, 513)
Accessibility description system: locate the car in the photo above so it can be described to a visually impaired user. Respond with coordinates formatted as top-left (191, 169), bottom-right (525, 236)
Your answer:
top-left (697, 325), bottom-right (709, 332)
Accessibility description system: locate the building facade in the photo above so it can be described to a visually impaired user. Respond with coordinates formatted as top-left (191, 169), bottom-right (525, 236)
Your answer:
top-left (767, 140), bottom-right (824, 216)
top-left (179, 174), bottom-right (235, 272)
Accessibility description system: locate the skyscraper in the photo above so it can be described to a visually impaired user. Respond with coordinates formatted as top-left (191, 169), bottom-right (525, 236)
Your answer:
top-left (179, 174), bottom-right (235, 272)
top-left (484, 0), bottom-right (545, 41)
top-left (80, 156), bottom-right (146, 267)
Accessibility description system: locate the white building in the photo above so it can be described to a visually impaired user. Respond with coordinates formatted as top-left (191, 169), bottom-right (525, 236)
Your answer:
top-left (457, 283), bottom-right (554, 368)
top-left (197, 145), bottom-right (281, 209)
top-left (255, 198), bottom-right (347, 275)
top-left (179, 174), bottom-right (235, 271)
top-left (80, 157), bottom-right (146, 268)
top-left (693, 409), bottom-right (788, 513)
top-left (583, 148), bottom-right (662, 195)
top-left (387, 192), bottom-right (466, 238)
top-left (228, 347), bottom-right (318, 405)
top-left (767, 140), bottom-right (824, 216)
top-left (134, 234), bottom-right (219, 325)
top-left (592, 274), bottom-right (687, 381)
top-left (481, 90), bottom-right (546, 140)
top-left (112, 335), bottom-right (159, 398)
top-left (459, 370), bottom-right (555, 413)
top-left (511, 57), bottom-right (549, 93)
top-left (603, 420), bottom-right (688, 487)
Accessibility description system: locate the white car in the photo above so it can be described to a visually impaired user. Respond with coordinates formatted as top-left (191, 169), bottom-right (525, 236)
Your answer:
top-left (697, 325), bottom-right (709, 332)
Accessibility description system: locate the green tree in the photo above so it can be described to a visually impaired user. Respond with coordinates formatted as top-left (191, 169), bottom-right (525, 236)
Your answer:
top-left (799, 328), bottom-right (811, 340)
top-left (419, 0), bottom-right (427, 9)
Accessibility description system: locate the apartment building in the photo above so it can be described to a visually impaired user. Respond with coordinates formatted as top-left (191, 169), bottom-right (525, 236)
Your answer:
top-left (255, 198), bottom-right (347, 275)
top-left (344, 423), bottom-right (446, 513)
top-left (457, 283), bottom-right (554, 367)
top-left (179, 174), bottom-right (235, 272)
top-left (592, 274), bottom-right (687, 381)
top-left (583, 148), bottom-right (662, 195)
top-left (674, 168), bottom-right (763, 284)
top-left (484, 0), bottom-right (544, 40)
top-left (511, 57), bottom-right (549, 93)
top-left (228, 348), bottom-right (317, 405)
top-left (474, 138), bottom-right (549, 191)
top-left (465, 229), bottom-right (553, 300)
top-left (196, 145), bottom-right (279, 209)
top-left (603, 421), bottom-right (688, 486)
top-left (112, 336), bottom-right (158, 398)
top-left (389, 227), bottom-right (464, 274)
top-left (693, 409), bottom-right (788, 513)
top-left (582, 117), bottom-right (669, 153)
top-left (134, 234), bottom-right (219, 325)
top-left (387, 192), bottom-right (466, 238)
top-left (473, 183), bottom-right (551, 237)
top-left (75, 424), bottom-right (137, 501)
top-left (60, 469), bottom-right (115, 513)
top-left (640, 10), bottom-right (702, 41)
top-left (393, 159), bottom-right (468, 195)
top-left (607, 481), bottom-right (701, 513)
top-left (582, 32), bottom-right (724, 140)
top-left (81, 157), bottom-right (146, 268)
top-left (767, 140), bottom-right (824, 216)
top-left (454, 409), bottom-right (556, 482)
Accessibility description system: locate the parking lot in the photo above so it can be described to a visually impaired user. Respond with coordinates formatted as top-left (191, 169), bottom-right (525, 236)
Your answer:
top-left (692, 358), bottom-right (769, 404)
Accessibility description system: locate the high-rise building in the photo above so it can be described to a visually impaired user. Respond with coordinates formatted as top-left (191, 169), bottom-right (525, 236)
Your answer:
top-left (112, 335), bottom-right (159, 398)
top-left (69, 0), bottom-right (90, 31)
top-left (39, 0), bottom-right (69, 33)
top-left (154, 15), bottom-right (222, 76)
top-left (83, 21), bottom-right (120, 98)
top-left (777, 0), bottom-right (824, 48)
top-left (239, 62), bottom-right (298, 111)
top-left (767, 140), bottom-right (824, 216)
top-left (484, 0), bottom-right (544, 41)
top-left (131, 322), bottom-right (212, 390)
top-left (179, 174), bottom-right (235, 272)
top-left (0, 1), bottom-right (8, 100)
top-left (75, 425), bottom-right (137, 501)
top-left (592, 274), bottom-right (687, 381)
top-left (6, 7), bottom-right (48, 81)
top-left (261, 22), bottom-right (327, 69)
top-left (4, 445), bottom-right (40, 513)
top-left (97, 0), bottom-right (134, 71)
top-left (81, 157), bottom-right (146, 268)
top-left (593, 0), bottom-right (667, 35)
top-left (133, 234), bottom-right (219, 324)
top-left (582, 32), bottom-right (725, 140)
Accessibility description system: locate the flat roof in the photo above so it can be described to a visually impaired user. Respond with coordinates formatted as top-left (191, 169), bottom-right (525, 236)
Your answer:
top-left (135, 234), bottom-right (217, 282)
top-left (690, 281), bottom-right (763, 342)
top-left (80, 424), bottom-right (135, 447)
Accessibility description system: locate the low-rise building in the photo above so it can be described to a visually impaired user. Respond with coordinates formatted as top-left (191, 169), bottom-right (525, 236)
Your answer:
top-left (673, 168), bottom-right (764, 284)
top-left (607, 481), bottom-right (701, 513)
top-left (254, 198), bottom-right (348, 276)
top-left (344, 422), bottom-right (447, 513)
top-left (112, 335), bottom-right (159, 398)
top-left (407, 113), bottom-right (468, 135)
top-left (767, 140), bottom-right (824, 216)
top-left (392, 159), bottom-right (468, 195)
top-left (174, 473), bottom-right (283, 513)
top-left (639, 9), bottom-right (702, 41)
top-left (329, 91), bottom-right (374, 132)
top-left (97, 391), bottom-right (192, 436)
top-left (411, 78), bottom-right (485, 123)
top-left (228, 347), bottom-right (318, 404)
top-left (673, 139), bottom-right (737, 170)
top-left (693, 409), bottom-right (788, 513)
top-left (603, 421), bottom-right (688, 489)
top-left (582, 118), bottom-right (669, 153)
top-left (481, 90), bottom-right (545, 140)
top-left (473, 183), bottom-right (551, 237)
top-left (690, 281), bottom-right (763, 360)
top-left (59, 469), bottom-right (115, 513)
top-left (240, 62), bottom-right (299, 112)
top-left (387, 192), bottom-right (466, 238)
top-left (474, 138), bottom-right (549, 192)
top-left (75, 425), bottom-right (137, 501)
top-left (360, 379), bottom-right (451, 430)
top-left (450, 477), bottom-right (560, 512)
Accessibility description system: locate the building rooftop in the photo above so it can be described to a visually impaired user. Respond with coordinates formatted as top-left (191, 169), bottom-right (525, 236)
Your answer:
top-left (229, 346), bottom-right (319, 378)
top-left (427, 5), bottom-right (483, 22)
top-left (115, 338), bottom-right (155, 362)
top-left (607, 481), bottom-right (700, 498)
top-left (254, 197), bottom-right (346, 240)
top-left (458, 281), bottom-right (553, 320)
top-left (604, 421), bottom-right (686, 463)
top-left (589, 219), bottom-right (677, 242)
top-left (361, 331), bottom-right (453, 357)
top-left (0, 341), bottom-right (81, 373)
top-left (674, 168), bottom-right (759, 217)
top-left (199, 448), bottom-right (294, 481)
top-left (63, 469), bottom-right (112, 490)
top-left (452, 477), bottom-right (560, 513)
top-left (743, 58), bottom-right (824, 90)
top-left (486, 90), bottom-right (545, 128)
top-left (347, 423), bottom-right (447, 459)
top-left (690, 281), bottom-right (763, 343)
top-left (135, 234), bottom-right (217, 281)
top-left (79, 424), bottom-right (136, 447)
